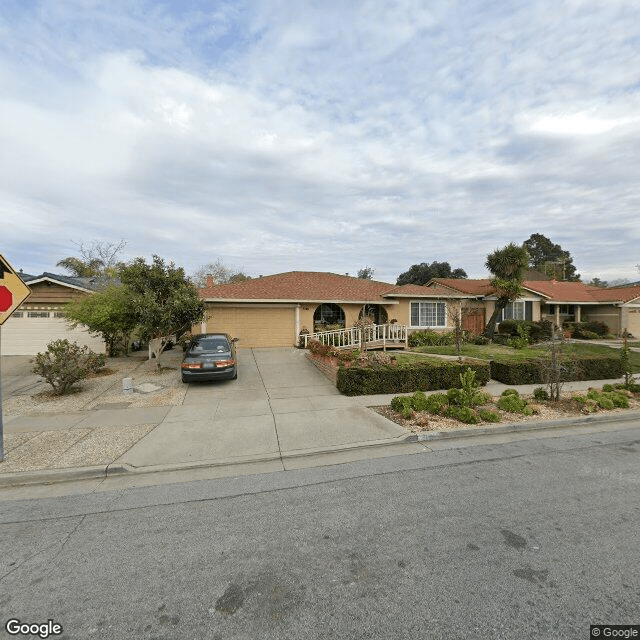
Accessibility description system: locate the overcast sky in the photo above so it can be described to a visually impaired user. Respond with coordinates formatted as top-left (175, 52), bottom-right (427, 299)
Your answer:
top-left (1, 0), bottom-right (639, 284)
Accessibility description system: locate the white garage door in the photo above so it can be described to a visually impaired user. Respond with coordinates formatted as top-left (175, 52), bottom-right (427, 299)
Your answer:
top-left (1, 312), bottom-right (105, 355)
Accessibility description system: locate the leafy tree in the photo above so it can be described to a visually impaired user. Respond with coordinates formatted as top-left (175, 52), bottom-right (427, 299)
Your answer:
top-left (587, 277), bottom-right (608, 288)
top-left (357, 266), bottom-right (375, 280)
top-left (396, 261), bottom-right (467, 286)
top-left (523, 234), bottom-right (579, 281)
top-left (120, 256), bottom-right (206, 367)
top-left (56, 240), bottom-right (127, 278)
top-left (192, 258), bottom-right (250, 287)
top-left (64, 285), bottom-right (139, 356)
top-left (483, 243), bottom-right (530, 338)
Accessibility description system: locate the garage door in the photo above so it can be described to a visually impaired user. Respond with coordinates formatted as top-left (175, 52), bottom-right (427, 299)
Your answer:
top-left (1, 312), bottom-right (106, 355)
top-left (205, 305), bottom-right (296, 348)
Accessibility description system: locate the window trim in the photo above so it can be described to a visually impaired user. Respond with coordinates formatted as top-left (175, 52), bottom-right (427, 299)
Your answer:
top-left (410, 300), bottom-right (447, 328)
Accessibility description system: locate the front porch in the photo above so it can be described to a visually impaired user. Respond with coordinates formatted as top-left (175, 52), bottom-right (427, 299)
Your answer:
top-left (303, 323), bottom-right (408, 351)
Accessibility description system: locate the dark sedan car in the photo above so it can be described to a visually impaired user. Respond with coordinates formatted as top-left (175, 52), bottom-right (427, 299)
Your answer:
top-left (180, 333), bottom-right (238, 383)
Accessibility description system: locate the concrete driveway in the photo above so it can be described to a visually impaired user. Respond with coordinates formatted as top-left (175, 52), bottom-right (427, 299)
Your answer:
top-left (115, 348), bottom-right (410, 472)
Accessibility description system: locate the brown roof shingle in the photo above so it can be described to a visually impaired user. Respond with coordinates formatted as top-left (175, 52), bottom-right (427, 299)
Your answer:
top-left (200, 271), bottom-right (398, 302)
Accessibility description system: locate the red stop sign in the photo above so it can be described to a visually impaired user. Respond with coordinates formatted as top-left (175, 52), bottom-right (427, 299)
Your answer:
top-left (0, 285), bottom-right (13, 312)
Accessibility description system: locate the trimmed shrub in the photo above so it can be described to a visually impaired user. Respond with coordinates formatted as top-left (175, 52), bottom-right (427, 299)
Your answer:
top-left (337, 360), bottom-right (490, 395)
top-left (490, 356), bottom-right (623, 385)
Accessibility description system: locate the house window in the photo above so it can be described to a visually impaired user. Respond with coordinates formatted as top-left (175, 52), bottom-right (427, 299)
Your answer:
top-left (27, 311), bottom-right (50, 318)
top-left (313, 303), bottom-right (345, 329)
top-left (11, 311), bottom-right (23, 318)
top-left (501, 302), bottom-right (525, 321)
top-left (411, 301), bottom-right (446, 327)
top-left (53, 311), bottom-right (66, 318)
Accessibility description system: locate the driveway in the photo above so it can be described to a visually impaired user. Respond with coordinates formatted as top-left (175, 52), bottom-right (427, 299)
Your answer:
top-left (113, 348), bottom-right (410, 472)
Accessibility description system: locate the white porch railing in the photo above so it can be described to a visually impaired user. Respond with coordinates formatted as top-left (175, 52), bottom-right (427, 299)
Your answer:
top-left (303, 323), bottom-right (408, 350)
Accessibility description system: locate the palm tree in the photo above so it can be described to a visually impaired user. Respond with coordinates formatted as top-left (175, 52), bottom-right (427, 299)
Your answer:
top-left (483, 243), bottom-right (530, 338)
top-left (56, 256), bottom-right (105, 278)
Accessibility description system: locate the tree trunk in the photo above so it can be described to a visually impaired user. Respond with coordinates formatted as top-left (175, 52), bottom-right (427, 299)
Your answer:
top-left (484, 300), bottom-right (507, 338)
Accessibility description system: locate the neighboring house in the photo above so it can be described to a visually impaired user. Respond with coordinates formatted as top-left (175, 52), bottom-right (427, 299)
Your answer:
top-left (430, 279), bottom-right (640, 337)
top-left (2, 272), bottom-right (106, 355)
top-left (197, 271), bottom-right (640, 348)
top-left (198, 271), bottom-right (476, 348)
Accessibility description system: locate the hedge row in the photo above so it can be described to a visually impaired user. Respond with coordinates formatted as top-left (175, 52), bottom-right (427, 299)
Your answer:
top-left (489, 356), bottom-right (623, 385)
top-left (336, 360), bottom-right (490, 396)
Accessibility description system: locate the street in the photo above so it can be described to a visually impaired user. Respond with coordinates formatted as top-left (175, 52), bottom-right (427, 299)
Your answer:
top-left (1, 422), bottom-right (639, 640)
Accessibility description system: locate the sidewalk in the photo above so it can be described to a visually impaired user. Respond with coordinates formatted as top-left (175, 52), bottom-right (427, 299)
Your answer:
top-left (1, 346), bottom-right (637, 489)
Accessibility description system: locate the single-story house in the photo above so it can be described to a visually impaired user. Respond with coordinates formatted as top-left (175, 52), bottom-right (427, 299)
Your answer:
top-left (430, 278), bottom-right (640, 337)
top-left (2, 272), bottom-right (106, 355)
top-left (198, 271), bottom-right (640, 348)
top-left (198, 271), bottom-right (480, 348)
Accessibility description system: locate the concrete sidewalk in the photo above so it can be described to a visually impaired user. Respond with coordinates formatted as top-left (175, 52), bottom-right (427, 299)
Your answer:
top-left (0, 348), bottom-right (416, 487)
top-left (1, 346), bottom-right (637, 488)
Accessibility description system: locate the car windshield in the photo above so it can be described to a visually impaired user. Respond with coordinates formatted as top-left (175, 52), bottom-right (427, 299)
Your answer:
top-left (190, 338), bottom-right (230, 353)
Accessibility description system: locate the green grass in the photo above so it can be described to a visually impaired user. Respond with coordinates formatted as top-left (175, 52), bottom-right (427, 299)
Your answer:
top-left (410, 342), bottom-right (640, 372)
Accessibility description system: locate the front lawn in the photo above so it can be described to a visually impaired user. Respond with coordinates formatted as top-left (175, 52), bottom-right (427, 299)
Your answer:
top-left (410, 342), bottom-right (640, 372)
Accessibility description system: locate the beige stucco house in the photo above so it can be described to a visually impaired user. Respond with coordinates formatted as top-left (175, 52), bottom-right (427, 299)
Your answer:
top-left (430, 278), bottom-right (640, 337)
top-left (198, 271), bottom-right (640, 348)
top-left (198, 271), bottom-right (476, 348)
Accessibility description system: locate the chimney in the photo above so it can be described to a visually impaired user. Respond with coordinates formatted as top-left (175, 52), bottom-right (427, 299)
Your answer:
top-left (206, 276), bottom-right (215, 287)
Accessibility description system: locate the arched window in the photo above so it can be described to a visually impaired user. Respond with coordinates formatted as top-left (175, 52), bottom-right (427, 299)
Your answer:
top-left (313, 304), bottom-right (345, 330)
top-left (358, 304), bottom-right (388, 325)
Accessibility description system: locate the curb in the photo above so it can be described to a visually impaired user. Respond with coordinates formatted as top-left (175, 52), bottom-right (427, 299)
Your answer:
top-left (2, 411), bottom-right (639, 489)
top-left (404, 409), bottom-right (640, 442)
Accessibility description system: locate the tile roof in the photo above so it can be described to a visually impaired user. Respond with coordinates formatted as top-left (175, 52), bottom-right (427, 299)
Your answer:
top-left (382, 283), bottom-right (472, 298)
top-left (429, 278), bottom-right (495, 296)
top-left (433, 277), bottom-right (640, 304)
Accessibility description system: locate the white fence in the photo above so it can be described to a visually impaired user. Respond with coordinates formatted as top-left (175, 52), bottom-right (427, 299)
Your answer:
top-left (303, 323), bottom-right (408, 350)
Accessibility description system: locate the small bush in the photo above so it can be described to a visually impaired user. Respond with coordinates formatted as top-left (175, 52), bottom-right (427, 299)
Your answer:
top-left (478, 408), bottom-right (501, 423)
top-left (444, 406), bottom-right (480, 424)
top-left (85, 352), bottom-right (107, 373)
top-left (411, 391), bottom-right (430, 412)
top-left (497, 392), bottom-right (529, 413)
top-left (424, 393), bottom-right (449, 414)
top-left (507, 337), bottom-right (529, 350)
top-left (33, 339), bottom-right (104, 395)
top-left (473, 335), bottom-right (490, 345)
top-left (533, 387), bottom-right (549, 401)
top-left (501, 388), bottom-right (520, 397)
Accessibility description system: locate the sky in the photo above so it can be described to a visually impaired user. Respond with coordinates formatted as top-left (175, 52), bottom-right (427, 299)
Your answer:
top-left (1, 0), bottom-right (639, 284)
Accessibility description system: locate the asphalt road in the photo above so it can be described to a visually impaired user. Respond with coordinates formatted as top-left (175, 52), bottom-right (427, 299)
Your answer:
top-left (0, 422), bottom-right (639, 640)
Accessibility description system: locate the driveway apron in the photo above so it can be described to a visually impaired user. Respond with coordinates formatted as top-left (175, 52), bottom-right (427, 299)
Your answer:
top-left (116, 348), bottom-right (406, 470)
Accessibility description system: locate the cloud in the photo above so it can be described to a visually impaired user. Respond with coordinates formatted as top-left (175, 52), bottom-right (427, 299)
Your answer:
top-left (0, 0), bottom-right (639, 283)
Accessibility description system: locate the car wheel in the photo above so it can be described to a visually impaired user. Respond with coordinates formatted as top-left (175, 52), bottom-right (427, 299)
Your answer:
top-left (181, 374), bottom-right (188, 383)
top-left (232, 370), bottom-right (238, 380)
